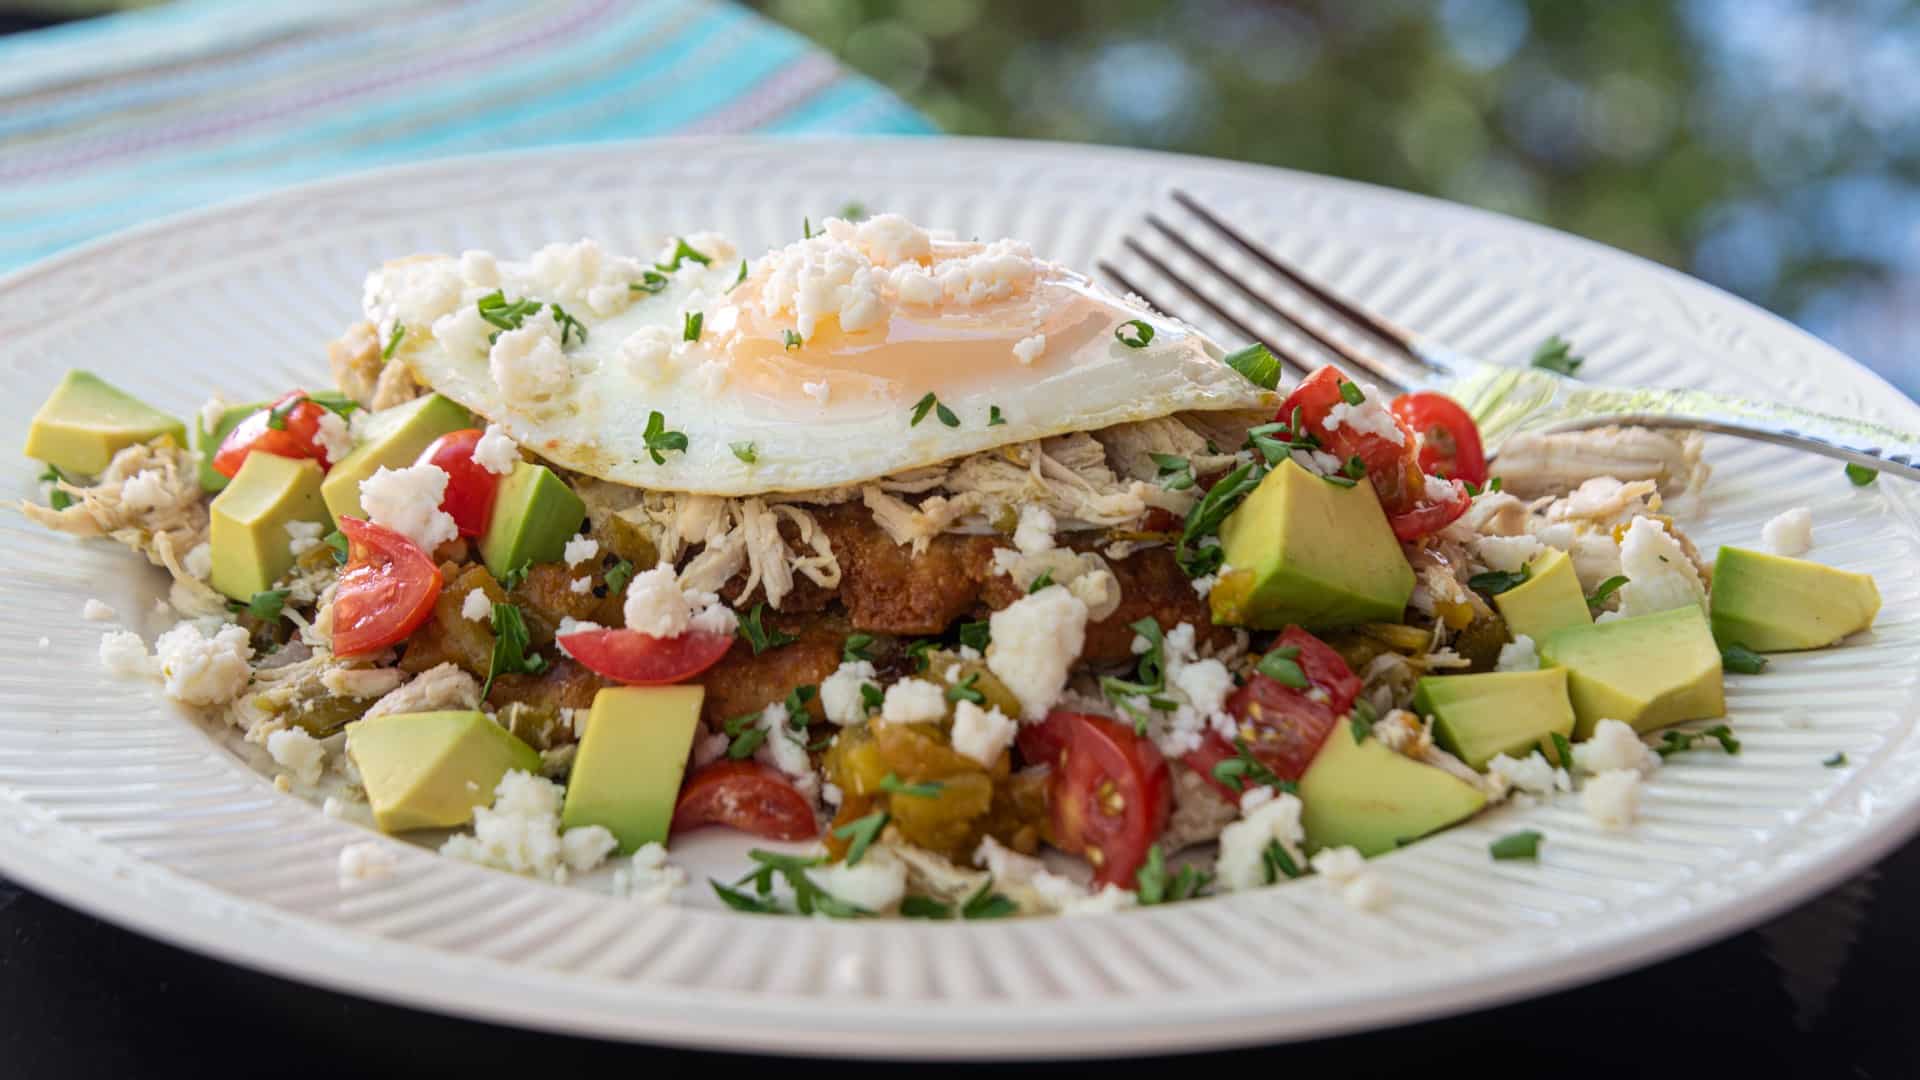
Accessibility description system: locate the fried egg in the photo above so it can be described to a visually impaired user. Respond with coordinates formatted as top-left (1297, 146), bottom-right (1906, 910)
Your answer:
top-left (370, 214), bottom-right (1273, 496)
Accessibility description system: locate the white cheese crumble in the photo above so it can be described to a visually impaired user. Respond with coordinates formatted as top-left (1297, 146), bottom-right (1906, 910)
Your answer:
top-left (881, 678), bottom-right (948, 725)
top-left (1190, 572), bottom-right (1218, 599)
top-left (461, 588), bottom-right (493, 623)
top-left (1487, 750), bottom-right (1571, 796)
top-left (1762, 507), bottom-right (1814, 556)
top-left (612, 842), bottom-right (687, 905)
top-left (750, 702), bottom-right (819, 802)
top-left (820, 660), bottom-right (879, 726)
top-left (183, 542), bottom-right (213, 581)
top-left (99, 631), bottom-right (153, 677)
top-left (439, 770), bottom-right (617, 883)
top-left (322, 796), bottom-right (346, 819)
top-left (1477, 535), bottom-right (1544, 574)
top-left (1617, 516), bottom-right (1705, 617)
top-left (82, 599), bottom-right (116, 622)
top-left (1582, 768), bottom-right (1642, 829)
top-left (1573, 718), bottom-right (1661, 776)
top-left (1310, 845), bottom-right (1390, 911)
top-left (569, 576), bottom-right (592, 594)
top-left (458, 249), bottom-right (500, 288)
top-left (621, 565), bottom-right (737, 638)
top-left (153, 622), bottom-right (253, 706)
top-left (471, 423), bottom-right (520, 475)
top-left (689, 728), bottom-right (729, 770)
top-left (1495, 633), bottom-right (1541, 672)
top-left (120, 470), bottom-right (168, 512)
top-left (359, 464), bottom-right (457, 554)
top-left (265, 728), bottom-right (326, 786)
top-left (812, 845), bottom-right (908, 914)
top-left (1013, 504), bottom-right (1056, 555)
top-left (314, 409), bottom-right (354, 462)
top-left (198, 396), bottom-right (228, 437)
top-left (1322, 382), bottom-right (1405, 446)
top-left (1143, 623), bottom-right (1238, 758)
top-left (286, 519), bottom-right (326, 558)
top-left (337, 842), bottom-right (399, 888)
top-left (986, 585), bottom-right (1089, 721)
top-left (618, 325), bottom-right (679, 384)
top-left (1012, 333), bottom-right (1046, 365)
top-left (562, 536), bottom-right (598, 567)
top-left (1217, 792), bottom-right (1307, 892)
top-left (950, 699), bottom-right (1017, 766)
top-left (487, 308), bottom-right (572, 407)
top-left (320, 665), bottom-right (407, 700)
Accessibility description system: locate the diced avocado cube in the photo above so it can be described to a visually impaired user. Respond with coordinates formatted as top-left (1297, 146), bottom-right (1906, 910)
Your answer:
top-left (208, 451), bottom-right (328, 602)
top-left (1209, 459), bottom-right (1415, 630)
top-left (25, 370), bottom-right (186, 477)
top-left (561, 686), bottom-right (704, 853)
top-left (1298, 725), bottom-right (1487, 856)
top-left (1414, 668), bottom-right (1576, 770)
top-left (1538, 605), bottom-right (1724, 738)
top-left (192, 401), bottom-right (266, 493)
top-left (319, 393), bottom-right (470, 524)
top-left (1493, 547), bottom-right (1591, 641)
top-left (1710, 546), bottom-right (1879, 652)
top-left (346, 710), bottom-right (541, 833)
top-left (478, 461), bottom-right (586, 580)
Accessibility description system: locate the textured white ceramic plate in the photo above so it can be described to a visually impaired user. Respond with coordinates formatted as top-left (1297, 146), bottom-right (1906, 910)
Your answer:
top-left (3, 138), bottom-right (1918, 1059)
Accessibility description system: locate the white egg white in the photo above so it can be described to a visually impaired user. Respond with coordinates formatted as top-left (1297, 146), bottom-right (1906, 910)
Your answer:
top-left (375, 220), bottom-right (1274, 496)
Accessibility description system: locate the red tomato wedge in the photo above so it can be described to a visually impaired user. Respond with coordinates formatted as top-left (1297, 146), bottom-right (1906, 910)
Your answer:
top-left (330, 517), bottom-right (443, 657)
top-left (557, 627), bottom-right (735, 686)
top-left (1183, 627), bottom-right (1359, 801)
top-left (672, 761), bottom-right (818, 841)
top-left (1040, 710), bottom-right (1173, 890)
top-left (1278, 365), bottom-right (1423, 514)
top-left (212, 391), bottom-right (337, 479)
top-left (1386, 476), bottom-right (1471, 542)
top-left (1390, 391), bottom-right (1488, 489)
top-left (414, 428), bottom-right (499, 539)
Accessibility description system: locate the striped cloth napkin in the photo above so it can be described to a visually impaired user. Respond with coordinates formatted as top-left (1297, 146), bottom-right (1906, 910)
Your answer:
top-left (0, 0), bottom-right (933, 270)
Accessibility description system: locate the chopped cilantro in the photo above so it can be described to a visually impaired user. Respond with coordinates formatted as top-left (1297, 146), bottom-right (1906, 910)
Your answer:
top-left (880, 773), bottom-right (942, 799)
top-left (1136, 844), bottom-right (1211, 905)
top-left (1586, 574), bottom-right (1629, 612)
top-left (1223, 342), bottom-right (1281, 390)
top-left (1337, 379), bottom-right (1365, 406)
top-left (1468, 563), bottom-right (1532, 596)
top-left (740, 603), bottom-right (796, 655)
top-left (1720, 643), bottom-right (1768, 675)
top-left (641, 409), bottom-right (688, 465)
top-left (958, 620), bottom-right (991, 653)
top-left (1150, 452), bottom-right (1195, 492)
top-left (382, 324), bottom-right (406, 360)
top-left (682, 311), bottom-right (703, 342)
top-left (1490, 830), bottom-right (1543, 861)
top-left (1115, 320), bottom-right (1155, 349)
top-left (483, 602), bottom-right (548, 697)
top-left (842, 632), bottom-right (875, 663)
top-left (832, 810), bottom-right (889, 867)
top-left (1531, 335), bottom-right (1583, 376)
top-left (1256, 645), bottom-right (1307, 689)
top-left (1846, 462), bottom-right (1878, 486)
top-left (731, 441), bottom-right (758, 464)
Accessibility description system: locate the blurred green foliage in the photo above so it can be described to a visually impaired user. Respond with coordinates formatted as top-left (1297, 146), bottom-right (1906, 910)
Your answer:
top-left (754, 0), bottom-right (1920, 396)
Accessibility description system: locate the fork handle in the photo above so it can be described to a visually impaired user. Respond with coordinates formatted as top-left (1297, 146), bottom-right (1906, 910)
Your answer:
top-left (1447, 365), bottom-right (1920, 483)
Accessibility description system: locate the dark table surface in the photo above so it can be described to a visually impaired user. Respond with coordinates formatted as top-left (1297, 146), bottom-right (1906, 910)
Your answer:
top-left (5, 833), bottom-right (1918, 1079)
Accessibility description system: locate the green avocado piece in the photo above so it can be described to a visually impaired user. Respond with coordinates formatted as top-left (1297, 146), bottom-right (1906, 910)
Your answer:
top-left (25, 370), bottom-right (186, 477)
top-left (1209, 459), bottom-right (1415, 630)
top-left (478, 461), bottom-right (586, 580)
top-left (1538, 605), bottom-right (1724, 738)
top-left (1710, 546), bottom-right (1879, 652)
top-left (346, 710), bottom-right (541, 833)
top-left (561, 686), bottom-right (704, 853)
top-left (208, 451), bottom-right (328, 602)
top-left (1298, 724), bottom-right (1488, 856)
top-left (319, 393), bottom-right (470, 524)
top-left (1493, 547), bottom-right (1591, 641)
top-left (1414, 668), bottom-right (1576, 770)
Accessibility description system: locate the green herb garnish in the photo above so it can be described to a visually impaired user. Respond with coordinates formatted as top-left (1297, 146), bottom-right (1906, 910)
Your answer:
top-left (1176, 460), bottom-right (1262, 577)
top-left (1846, 462), bottom-right (1878, 486)
top-left (382, 324), bottom-right (406, 360)
top-left (783, 684), bottom-right (818, 721)
top-left (1531, 334), bottom-right (1583, 376)
top-left (1468, 563), bottom-right (1532, 596)
top-left (1150, 452), bottom-right (1195, 492)
top-left (1824, 752), bottom-right (1848, 767)
top-left (38, 464), bottom-right (73, 511)
top-left (1586, 574), bottom-right (1628, 612)
top-left (475, 290), bottom-right (545, 334)
top-left (242, 589), bottom-right (289, 622)
top-left (945, 671), bottom-right (986, 706)
top-left (782, 330), bottom-right (802, 350)
top-left (1256, 645), bottom-right (1308, 689)
top-left (1720, 643), bottom-right (1768, 675)
top-left (900, 895), bottom-right (952, 919)
top-left (859, 683), bottom-right (884, 714)
top-left (265, 395), bottom-right (304, 431)
top-left (1262, 839), bottom-right (1304, 883)
top-left (724, 711), bottom-right (769, 759)
top-left (733, 259), bottom-right (748, 288)
top-left (323, 529), bottom-right (348, 564)
top-left (1551, 731), bottom-right (1575, 771)
top-left (602, 559), bottom-right (635, 594)
top-left (483, 602), bottom-right (548, 697)
top-left (1115, 320), bottom-right (1155, 349)
top-left (740, 603), bottom-right (796, 654)
top-left (1337, 380), bottom-right (1365, 406)
top-left (905, 638), bottom-right (934, 672)
top-left (641, 409), bottom-right (688, 465)
top-left (988, 405), bottom-right (1006, 427)
top-left (656, 238), bottom-right (711, 272)
top-left (1028, 569), bottom-right (1054, 594)
top-left (960, 879), bottom-right (1017, 919)
top-left (880, 773), bottom-right (943, 799)
top-left (631, 270), bottom-right (670, 294)
top-left (833, 810), bottom-right (889, 867)
top-left (958, 620), bottom-right (991, 653)
top-left (1223, 342), bottom-right (1281, 390)
top-left (842, 632), bottom-right (875, 663)
top-left (1490, 830), bottom-right (1543, 861)
top-left (499, 560), bottom-right (532, 591)
top-left (731, 441), bottom-right (758, 464)
top-left (682, 311), bottom-right (703, 342)
top-left (1136, 844), bottom-right (1212, 905)
top-left (1654, 724), bottom-right (1741, 759)
top-left (1210, 736), bottom-right (1284, 793)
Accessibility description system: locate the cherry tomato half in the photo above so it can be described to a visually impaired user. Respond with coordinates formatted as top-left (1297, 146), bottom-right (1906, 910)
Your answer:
top-left (212, 391), bottom-right (335, 479)
top-left (672, 761), bottom-right (819, 841)
top-left (330, 517), bottom-right (443, 657)
top-left (556, 627), bottom-right (735, 686)
top-left (1279, 365), bottom-right (1423, 514)
top-left (1040, 710), bottom-right (1173, 890)
top-left (1183, 627), bottom-right (1359, 801)
top-left (1386, 476), bottom-right (1471, 542)
top-left (1389, 391), bottom-right (1488, 489)
top-left (414, 428), bottom-right (499, 539)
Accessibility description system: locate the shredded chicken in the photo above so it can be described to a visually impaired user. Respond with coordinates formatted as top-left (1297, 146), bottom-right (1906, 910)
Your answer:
top-left (328, 320), bottom-right (420, 410)
top-left (22, 439), bottom-right (208, 570)
top-left (1093, 416), bottom-right (1239, 486)
top-left (1497, 427), bottom-right (1707, 500)
top-left (362, 662), bottom-right (481, 720)
top-left (1162, 762), bottom-right (1238, 853)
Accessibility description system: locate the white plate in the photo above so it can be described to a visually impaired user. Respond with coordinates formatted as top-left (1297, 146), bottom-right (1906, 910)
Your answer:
top-left (3, 137), bottom-right (1918, 1059)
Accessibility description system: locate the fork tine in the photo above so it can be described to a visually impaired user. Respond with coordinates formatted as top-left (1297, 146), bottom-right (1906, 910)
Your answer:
top-left (1098, 256), bottom-right (1313, 382)
top-left (1142, 214), bottom-right (1408, 395)
top-left (1171, 189), bottom-right (1436, 373)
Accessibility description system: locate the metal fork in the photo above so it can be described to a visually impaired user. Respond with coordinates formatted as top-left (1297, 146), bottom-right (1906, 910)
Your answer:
top-left (1100, 190), bottom-right (1920, 482)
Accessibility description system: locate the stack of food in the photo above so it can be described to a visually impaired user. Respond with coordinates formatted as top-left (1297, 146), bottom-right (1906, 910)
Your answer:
top-left (23, 213), bottom-right (1882, 916)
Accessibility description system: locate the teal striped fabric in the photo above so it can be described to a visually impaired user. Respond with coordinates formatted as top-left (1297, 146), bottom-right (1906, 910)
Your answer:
top-left (0, 0), bottom-right (933, 270)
